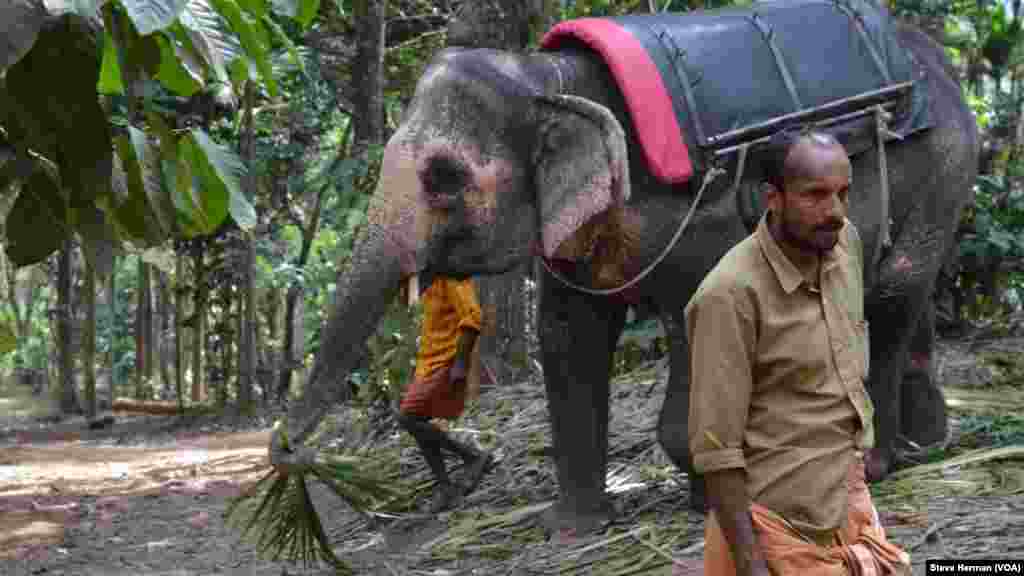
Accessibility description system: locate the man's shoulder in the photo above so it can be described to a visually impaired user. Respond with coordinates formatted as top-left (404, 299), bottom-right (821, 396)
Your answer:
top-left (687, 234), bottom-right (764, 311)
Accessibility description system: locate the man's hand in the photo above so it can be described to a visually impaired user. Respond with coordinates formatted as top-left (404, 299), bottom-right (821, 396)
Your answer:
top-left (449, 358), bottom-right (468, 387)
top-left (705, 468), bottom-right (770, 576)
top-left (268, 423), bottom-right (318, 475)
top-left (449, 327), bottom-right (478, 390)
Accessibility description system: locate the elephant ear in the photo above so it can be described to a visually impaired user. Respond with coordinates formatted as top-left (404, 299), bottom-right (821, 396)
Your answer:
top-left (533, 94), bottom-right (632, 267)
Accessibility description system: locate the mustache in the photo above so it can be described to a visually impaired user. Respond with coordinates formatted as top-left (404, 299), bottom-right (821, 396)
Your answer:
top-left (817, 220), bottom-right (844, 233)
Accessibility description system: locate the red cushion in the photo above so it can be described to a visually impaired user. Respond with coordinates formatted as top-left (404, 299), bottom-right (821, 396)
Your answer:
top-left (541, 18), bottom-right (693, 185)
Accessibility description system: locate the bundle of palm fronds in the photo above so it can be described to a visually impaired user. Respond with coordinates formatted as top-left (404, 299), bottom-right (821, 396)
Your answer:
top-left (224, 421), bottom-right (405, 572)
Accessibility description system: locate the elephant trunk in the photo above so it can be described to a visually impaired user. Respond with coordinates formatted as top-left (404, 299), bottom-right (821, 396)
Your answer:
top-left (281, 215), bottom-right (413, 447)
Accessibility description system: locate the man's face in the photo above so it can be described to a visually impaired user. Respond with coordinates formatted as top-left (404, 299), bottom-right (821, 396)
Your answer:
top-left (767, 139), bottom-right (852, 254)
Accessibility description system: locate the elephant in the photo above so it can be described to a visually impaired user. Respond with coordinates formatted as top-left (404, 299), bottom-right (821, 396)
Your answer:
top-left (273, 2), bottom-right (978, 536)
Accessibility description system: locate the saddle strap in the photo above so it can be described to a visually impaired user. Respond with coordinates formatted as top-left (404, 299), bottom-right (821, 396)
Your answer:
top-left (872, 105), bottom-right (894, 271)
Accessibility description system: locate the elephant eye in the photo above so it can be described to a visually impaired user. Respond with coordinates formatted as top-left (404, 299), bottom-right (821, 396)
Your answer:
top-left (421, 155), bottom-right (467, 206)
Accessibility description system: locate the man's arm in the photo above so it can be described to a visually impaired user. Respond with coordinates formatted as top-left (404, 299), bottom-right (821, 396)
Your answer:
top-left (450, 326), bottom-right (479, 383)
top-left (449, 279), bottom-right (483, 384)
top-left (706, 465), bottom-right (770, 576)
top-left (686, 286), bottom-right (768, 576)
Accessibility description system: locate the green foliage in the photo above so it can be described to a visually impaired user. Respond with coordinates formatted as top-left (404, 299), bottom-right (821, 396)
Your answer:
top-left (982, 351), bottom-right (1024, 386)
top-left (0, 320), bottom-right (16, 356)
top-left (613, 316), bottom-right (667, 377)
top-left (361, 298), bottom-right (423, 404)
top-left (957, 412), bottom-right (1024, 449)
top-left (560, 0), bottom-right (646, 19)
top-left (960, 175), bottom-right (1024, 262)
top-left (0, 0), bottom-right (318, 271)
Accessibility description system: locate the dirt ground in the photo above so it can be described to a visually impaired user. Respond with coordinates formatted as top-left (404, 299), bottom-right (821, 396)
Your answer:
top-left (2, 333), bottom-right (1024, 576)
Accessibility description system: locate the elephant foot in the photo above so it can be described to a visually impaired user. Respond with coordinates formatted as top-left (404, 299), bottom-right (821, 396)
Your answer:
top-left (542, 499), bottom-right (616, 542)
top-left (865, 448), bottom-right (892, 483)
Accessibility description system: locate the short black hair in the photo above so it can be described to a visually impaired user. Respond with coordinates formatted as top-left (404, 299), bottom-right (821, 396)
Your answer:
top-left (761, 126), bottom-right (842, 192)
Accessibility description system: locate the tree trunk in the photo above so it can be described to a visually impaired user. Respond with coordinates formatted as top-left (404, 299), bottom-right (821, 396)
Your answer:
top-left (58, 239), bottom-right (78, 414)
top-left (107, 255), bottom-right (117, 406)
top-left (175, 253), bottom-right (185, 408)
top-left (156, 271), bottom-right (173, 396)
top-left (277, 286), bottom-right (300, 401)
top-left (239, 244), bottom-right (256, 410)
top-left (220, 280), bottom-right (234, 409)
top-left (83, 247), bottom-right (97, 419)
top-left (135, 260), bottom-right (153, 399)
top-left (191, 244), bottom-right (205, 402)
top-left (351, 0), bottom-right (387, 159)
top-left (238, 80), bottom-right (257, 411)
top-left (274, 141), bottom-right (340, 401)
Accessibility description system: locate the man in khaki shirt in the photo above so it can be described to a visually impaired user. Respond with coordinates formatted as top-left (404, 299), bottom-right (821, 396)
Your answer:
top-left (684, 130), bottom-right (910, 576)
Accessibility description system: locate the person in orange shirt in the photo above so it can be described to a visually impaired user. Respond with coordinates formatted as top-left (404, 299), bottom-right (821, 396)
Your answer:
top-left (396, 276), bottom-right (496, 513)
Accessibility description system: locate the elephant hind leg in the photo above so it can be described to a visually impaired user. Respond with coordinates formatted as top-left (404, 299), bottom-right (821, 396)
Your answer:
top-left (900, 299), bottom-right (948, 449)
top-left (656, 311), bottom-right (705, 514)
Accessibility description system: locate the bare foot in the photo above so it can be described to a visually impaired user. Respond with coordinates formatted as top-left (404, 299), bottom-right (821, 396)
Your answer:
top-left (462, 452), bottom-right (496, 496)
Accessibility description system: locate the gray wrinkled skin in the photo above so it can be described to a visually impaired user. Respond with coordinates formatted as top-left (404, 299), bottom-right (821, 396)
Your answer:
top-left (273, 16), bottom-right (977, 535)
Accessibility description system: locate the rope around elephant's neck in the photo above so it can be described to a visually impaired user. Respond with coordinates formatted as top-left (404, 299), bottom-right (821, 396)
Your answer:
top-left (538, 166), bottom-right (726, 297)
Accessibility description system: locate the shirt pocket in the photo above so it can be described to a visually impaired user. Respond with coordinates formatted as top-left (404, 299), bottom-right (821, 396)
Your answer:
top-left (855, 319), bottom-right (870, 380)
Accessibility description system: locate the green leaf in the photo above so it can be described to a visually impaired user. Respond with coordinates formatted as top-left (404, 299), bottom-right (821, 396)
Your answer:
top-left (5, 14), bottom-right (112, 206)
top-left (0, 150), bottom-right (37, 194)
top-left (295, 0), bottom-right (319, 27)
top-left (145, 113), bottom-right (203, 236)
top-left (210, 0), bottom-right (276, 97)
top-left (178, 134), bottom-right (227, 233)
top-left (270, 0), bottom-right (318, 26)
top-left (98, 29), bottom-right (125, 94)
top-left (153, 32), bottom-right (202, 96)
top-left (188, 129), bottom-right (256, 230)
top-left (74, 204), bottom-right (120, 280)
top-left (112, 131), bottom-right (167, 245)
top-left (0, 320), bottom-right (16, 356)
top-left (119, 0), bottom-right (188, 35)
top-left (236, 0), bottom-right (267, 19)
top-left (262, 15), bottom-right (304, 73)
top-left (0, 0), bottom-right (48, 74)
top-left (270, 0), bottom-right (297, 18)
top-left (5, 167), bottom-right (67, 267)
top-left (178, 0), bottom-right (241, 85)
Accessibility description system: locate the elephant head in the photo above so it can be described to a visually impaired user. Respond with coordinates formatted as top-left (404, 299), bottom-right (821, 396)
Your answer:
top-left (277, 48), bottom-right (639, 447)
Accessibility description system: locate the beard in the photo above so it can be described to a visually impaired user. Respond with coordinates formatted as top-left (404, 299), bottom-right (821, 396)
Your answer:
top-left (778, 206), bottom-right (843, 254)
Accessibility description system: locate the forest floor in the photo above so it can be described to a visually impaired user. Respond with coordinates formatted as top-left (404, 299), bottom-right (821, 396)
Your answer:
top-left (2, 330), bottom-right (1024, 576)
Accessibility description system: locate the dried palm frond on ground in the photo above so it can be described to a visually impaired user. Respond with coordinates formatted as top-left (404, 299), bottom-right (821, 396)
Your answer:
top-left (223, 421), bottom-right (406, 572)
top-left (222, 337), bottom-right (1024, 574)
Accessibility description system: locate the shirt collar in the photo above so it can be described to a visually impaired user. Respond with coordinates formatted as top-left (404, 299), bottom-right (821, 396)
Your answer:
top-left (755, 211), bottom-right (849, 294)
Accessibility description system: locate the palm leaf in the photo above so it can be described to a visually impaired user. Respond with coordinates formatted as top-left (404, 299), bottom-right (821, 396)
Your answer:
top-left (224, 423), bottom-right (407, 572)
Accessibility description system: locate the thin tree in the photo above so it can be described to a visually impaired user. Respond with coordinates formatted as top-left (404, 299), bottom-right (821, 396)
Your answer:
top-left (83, 247), bottom-right (97, 419)
top-left (238, 80), bottom-right (258, 412)
top-left (58, 238), bottom-right (77, 414)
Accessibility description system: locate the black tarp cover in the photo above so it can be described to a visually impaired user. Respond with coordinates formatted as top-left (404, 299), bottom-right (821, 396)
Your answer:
top-left (542, 0), bottom-right (933, 180)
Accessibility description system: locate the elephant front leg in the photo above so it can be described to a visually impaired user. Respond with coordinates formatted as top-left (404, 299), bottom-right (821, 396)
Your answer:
top-left (865, 242), bottom-right (947, 482)
top-left (538, 271), bottom-right (626, 537)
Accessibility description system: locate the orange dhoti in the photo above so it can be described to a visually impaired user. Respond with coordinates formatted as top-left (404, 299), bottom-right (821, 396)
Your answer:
top-left (703, 457), bottom-right (911, 576)
top-left (398, 366), bottom-right (466, 420)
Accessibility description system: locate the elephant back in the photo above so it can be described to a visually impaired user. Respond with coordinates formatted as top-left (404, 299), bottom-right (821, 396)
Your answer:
top-left (541, 0), bottom-right (934, 186)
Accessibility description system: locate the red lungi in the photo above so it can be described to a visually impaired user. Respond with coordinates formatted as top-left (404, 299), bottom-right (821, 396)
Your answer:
top-left (399, 366), bottom-right (466, 420)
